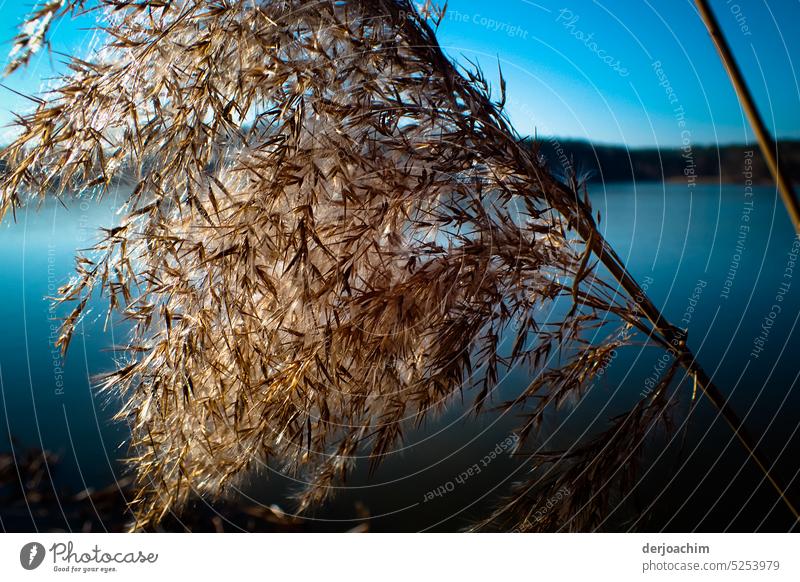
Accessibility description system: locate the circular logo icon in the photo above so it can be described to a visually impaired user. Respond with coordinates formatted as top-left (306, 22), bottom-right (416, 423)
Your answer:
top-left (20, 542), bottom-right (46, 570)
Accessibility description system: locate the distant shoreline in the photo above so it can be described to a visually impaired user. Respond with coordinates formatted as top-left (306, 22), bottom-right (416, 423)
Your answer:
top-left (3, 140), bottom-right (797, 186)
top-left (531, 138), bottom-right (800, 185)
top-left (591, 177), bottom-right (779, 187)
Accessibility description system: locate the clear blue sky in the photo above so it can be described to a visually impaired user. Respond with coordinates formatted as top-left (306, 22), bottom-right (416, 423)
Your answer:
top-left (1, 0), bottom-right (799, 147)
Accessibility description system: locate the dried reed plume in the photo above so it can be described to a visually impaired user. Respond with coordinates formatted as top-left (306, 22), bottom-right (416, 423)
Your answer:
top-left (1, 0), bottom-right (792, 531)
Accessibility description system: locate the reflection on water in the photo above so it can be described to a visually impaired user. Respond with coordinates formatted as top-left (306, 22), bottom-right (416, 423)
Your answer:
top-left (1, 182), bottom-right (798, 531)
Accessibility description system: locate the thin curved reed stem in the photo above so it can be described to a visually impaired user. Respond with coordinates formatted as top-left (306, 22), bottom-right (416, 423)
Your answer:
top-left (565, 187), bottom-right (799, 522)
top-left (694, 0), bottom-right (800, 234)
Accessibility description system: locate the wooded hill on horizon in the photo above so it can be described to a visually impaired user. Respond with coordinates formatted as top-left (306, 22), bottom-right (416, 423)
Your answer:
top-left (532, 138), bottom-right (800, 185)
top-left (2, 138), bottom-right (798, 186)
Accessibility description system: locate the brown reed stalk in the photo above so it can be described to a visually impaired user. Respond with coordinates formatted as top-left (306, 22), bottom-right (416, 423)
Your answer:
top-left (1, 0), bottom-right (795, 531)
top-left (694, 0), bottom-right (800, 234)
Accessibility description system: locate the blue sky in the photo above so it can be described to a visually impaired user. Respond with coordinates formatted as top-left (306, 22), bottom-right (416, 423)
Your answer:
top-left (1, 0), bottom-right (799, 147)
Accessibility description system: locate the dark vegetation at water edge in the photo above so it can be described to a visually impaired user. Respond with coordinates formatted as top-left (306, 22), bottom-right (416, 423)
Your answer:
top-left (4, 140), bottom-right (797, 187)
top-left (0, 447), bottom-right (370, 532)
top-left (533, 138), bottom-right (800, 185)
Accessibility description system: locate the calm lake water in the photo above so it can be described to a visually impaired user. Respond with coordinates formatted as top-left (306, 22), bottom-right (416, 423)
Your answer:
top-left (1, 182), bottom-right (799, 532)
